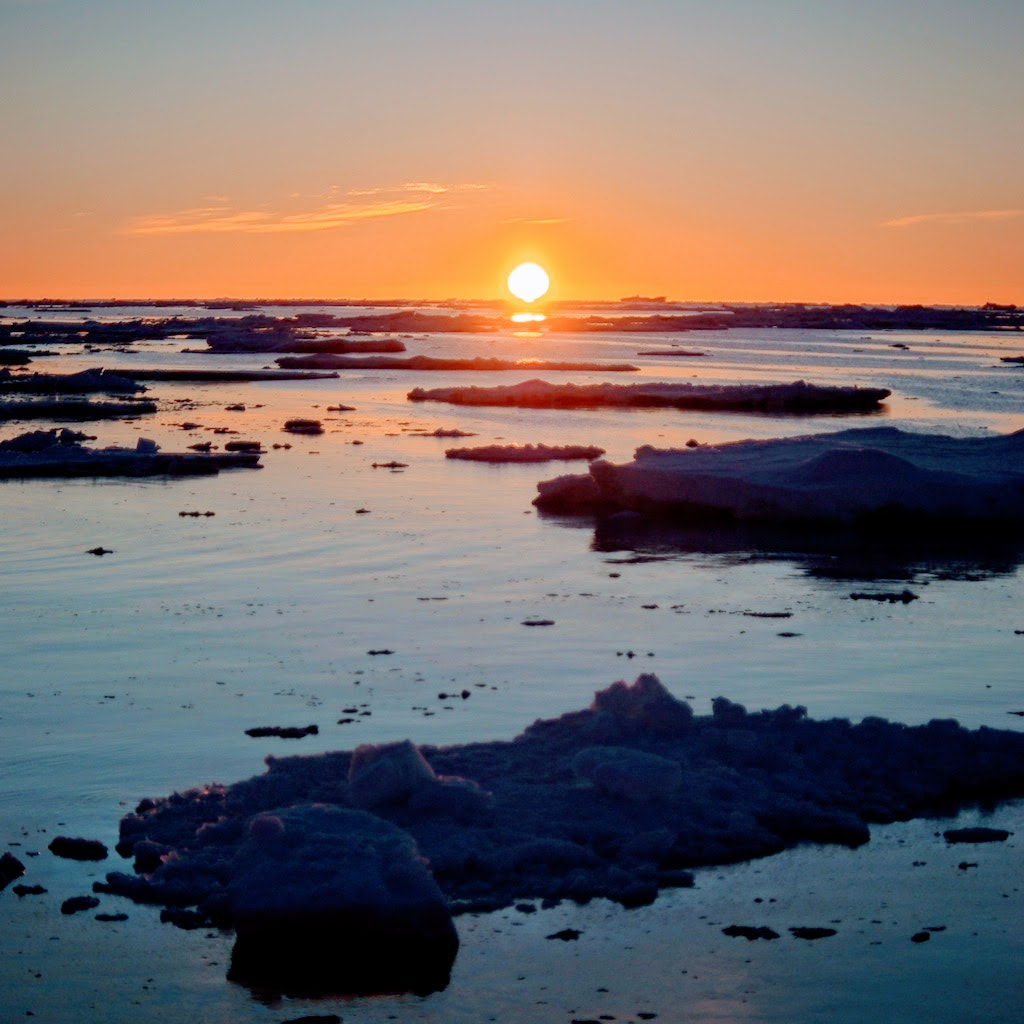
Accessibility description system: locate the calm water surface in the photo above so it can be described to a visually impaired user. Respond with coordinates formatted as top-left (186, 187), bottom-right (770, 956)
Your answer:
top-left (1, 305), bottom-right (1022, 1022)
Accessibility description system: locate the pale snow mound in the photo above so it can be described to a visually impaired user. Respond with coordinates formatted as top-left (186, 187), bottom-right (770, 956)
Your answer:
top-left (408, 378), bottom-right (890, 413)
top-left (445, 443), bottom-right (605, 463)
top-left (534, 426), bottom-right (1024, 524)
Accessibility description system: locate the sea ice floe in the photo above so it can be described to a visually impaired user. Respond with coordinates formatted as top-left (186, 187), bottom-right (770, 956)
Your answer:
top-left (535, 426), bottom-right (1024, 524)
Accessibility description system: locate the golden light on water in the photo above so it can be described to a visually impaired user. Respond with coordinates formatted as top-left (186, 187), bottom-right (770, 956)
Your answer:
top-left (507, 262), bottom-right (550, 304)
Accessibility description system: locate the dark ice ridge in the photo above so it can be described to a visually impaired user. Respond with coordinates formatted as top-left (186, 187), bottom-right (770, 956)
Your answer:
top-left (0, 398), bottom-right (157, 422)
top-left (535, 426), bottom-right (1024, 525)
top-left (0, 366), bottom-right (145, 394)
top-left (408, 378), bottom-right (889, 413)
top-left (278, 355), bottom-right (639, 372)
top-left (0, 430), bottom-right (261, 478)
top-left (445, 443), bottom-right (606, 463)
top-left (103, 675), bottom-right (1024, 927)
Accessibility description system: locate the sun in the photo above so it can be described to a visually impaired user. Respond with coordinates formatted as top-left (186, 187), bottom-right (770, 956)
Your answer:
top-left (507, 262), bottom-right (550, 304)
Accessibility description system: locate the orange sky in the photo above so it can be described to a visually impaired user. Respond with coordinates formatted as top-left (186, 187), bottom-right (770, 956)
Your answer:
top-left (2, 2), bottom-right (1022, 304)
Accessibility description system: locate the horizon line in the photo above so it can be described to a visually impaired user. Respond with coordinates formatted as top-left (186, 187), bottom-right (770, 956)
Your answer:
top-left (2, 296), bottom-right (1020, 310)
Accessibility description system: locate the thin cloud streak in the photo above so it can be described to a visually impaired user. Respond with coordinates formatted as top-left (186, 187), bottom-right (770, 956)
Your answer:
top-left (501, 216), bottom-right (569, 225)
top-left (883, 208), bottom-right (1024, 228)
top-left (125, 181), bottom-right (491, 236)
top-left (126, 199), bottom-right (433, 236)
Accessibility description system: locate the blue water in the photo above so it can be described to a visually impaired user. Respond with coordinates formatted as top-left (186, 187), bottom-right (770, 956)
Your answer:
top-left (1, 305), bottom-right (1022, 1022)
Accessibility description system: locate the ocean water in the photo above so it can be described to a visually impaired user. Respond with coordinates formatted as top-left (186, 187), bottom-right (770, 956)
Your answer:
top-left (1, 304), bottom-right (1022, 1022)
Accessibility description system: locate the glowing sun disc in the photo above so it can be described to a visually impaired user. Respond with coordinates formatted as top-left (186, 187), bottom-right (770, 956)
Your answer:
top-left (507, 262), bottom-right (550, 303)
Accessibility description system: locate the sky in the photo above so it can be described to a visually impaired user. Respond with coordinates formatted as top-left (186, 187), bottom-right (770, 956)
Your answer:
top-left (1, 0), bottom-right (1022, 304)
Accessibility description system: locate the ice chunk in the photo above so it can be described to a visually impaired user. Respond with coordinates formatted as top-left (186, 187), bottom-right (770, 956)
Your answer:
top-left (348, 740), bottom-right (438, 808)
top-left (572, 746), bottom-right (683, 801)
top-left (227, 804), bottom-right (457, 996)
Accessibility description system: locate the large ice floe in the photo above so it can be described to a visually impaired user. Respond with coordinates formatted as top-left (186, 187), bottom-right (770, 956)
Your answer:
top-left (100, 675), bottom-right (1024, 997)
top-left (407, 378), bottom-right (891, 413)
top-left (534, 426), bottom-right (1024, 525)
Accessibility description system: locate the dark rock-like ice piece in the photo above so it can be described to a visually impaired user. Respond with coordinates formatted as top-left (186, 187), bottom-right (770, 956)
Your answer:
top-left (722, 924), bottom-right (781, 940)
top-left (49, 835), bottom-right (108, 861)
top-left (0, 431), bottom-right (261, 479)
top-left (226, 805), bottom-right (458, 997)
top-left (61, 895), bottom-right (101, 915)
top-left (0, 398), bottom-right (157, 421)
top-left (116, 368), bottom-right (340, 382)
top-left (445, 443), bottom-right (605, 463)
top-left (789, 926), bottom-right (837, 940)
top-left (1, 851), bottom-right (25, 889)
top-left (0, 367), bottom-right (145, 393)
top-left (943, 827), bottom-right (1011, 843)
top-left (245, 724), bottom-right (319, 739)
top-left (282, 418), bottom-right (324, 435)
top-left (12, 883), bottom-right (47, 896)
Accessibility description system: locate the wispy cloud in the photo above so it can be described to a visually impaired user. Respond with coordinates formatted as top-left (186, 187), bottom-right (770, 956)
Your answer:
top-left (883, 208), bottom-right (1024, 228)
top-left (125, 199), bottom-right (431, 236)
top-left (400, 181), bottom-right (451, 195)
top-left (345, 181), bottom-right (485, 198)
top-left (124, 181), bottom-right (491, 236)
top-left (501, 216), bottom-right (569, 226)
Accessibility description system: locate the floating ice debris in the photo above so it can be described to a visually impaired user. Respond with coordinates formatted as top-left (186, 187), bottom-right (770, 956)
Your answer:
top-left (121, 368), bottom-right (340, 382)
top-left (636, 349), bottom-right (706, 357)
top-left (244, 725), bottom-right (319, 739)
top-left (410, 427), bottom-right (476, 438)
top-left (61, 895), bottom-right (100, 915)
top-left (0, 851), bottom-right (25, 889)
top-left (722, 925), bottom-right (780, 940)
top-left (0, 366), bottom-right (144, 394)
top-left (943, 827), bottom-right (1011, 843)
top-left (0, 430), bottom-right (261, 479)
top-left (12, 883), bottom-right (46, 896)
top-left (48, 836), bottom-right (108, 861)
top-left (789, 927), bottom-right (838, 940)
top-left (0, 397), bottom-right (157, 421)
top-left (409, 378), bottom-right (889, 413)
top-left (850, 590), bottom-right (919, 603)
top-left (279, 355), bottom-right (638, 372)
top-left (283, 418), bottom-right (324, 435)
top-left (446, 443), bottom-right (605, 463)
top-left (535, 426), bottom-right (1024, 525)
